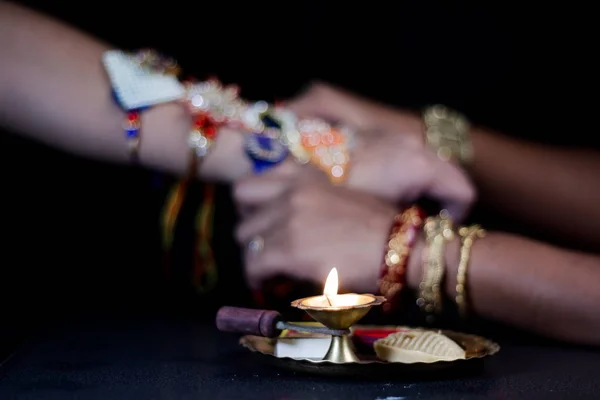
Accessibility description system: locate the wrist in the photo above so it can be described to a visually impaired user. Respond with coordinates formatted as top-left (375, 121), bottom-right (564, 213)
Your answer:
top-left (140, 102), bottom-right (192, 175)
top-left (140, 105), bottom-right (252, 182)
top-left (200, 127), bottom-right (251, 182)
top-left (400, 111), bottom-right (426, 145)
top-left (355, 205), bottom-right (399, 294)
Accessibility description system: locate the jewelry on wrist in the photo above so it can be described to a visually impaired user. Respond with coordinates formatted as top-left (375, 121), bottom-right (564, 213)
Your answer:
top-left (423, 104), bottom-right (473, 165)
top-left (184, 79), bottom-right (247, 126)
top-left (103, 48), bottom-right (357, 178)
top-left (122, 110), bottom-right (143, 162)
top-left (187, 113), bottom-right (219, 160)
top-left (378, 206), bottom-right (425, 313)
top-left (455, 224), bottom-right (486, 319)
top-left (244, 131), bottom-right (289, 174)
top-left (417, 209), bottom-right (455, 323)
top-left (243, 107), bottom-right (290, 174)
top-left (104, 49), bottom-right (184, 163)
top-left (109, 85), bottom-right (149, 163)
top-left (182, 78), bottom-right (245, 166)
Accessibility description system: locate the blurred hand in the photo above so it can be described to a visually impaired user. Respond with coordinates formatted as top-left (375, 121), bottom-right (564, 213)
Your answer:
top-left (287, 83), bottom-right (475, 221)
top-left (234, 166), bottom-right (397, 293)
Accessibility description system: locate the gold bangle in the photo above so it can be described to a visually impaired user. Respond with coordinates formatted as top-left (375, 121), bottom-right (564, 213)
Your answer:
top-left (423, 104), bottom-right (473, 165)
top-left (455, 225), bottom-right (486, 319)
top-left (417, 210), bottom-right (454, 323)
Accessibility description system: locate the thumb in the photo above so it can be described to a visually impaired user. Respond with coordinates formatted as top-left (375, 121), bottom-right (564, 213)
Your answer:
top-left (233, 162), bottom-right (298, 207)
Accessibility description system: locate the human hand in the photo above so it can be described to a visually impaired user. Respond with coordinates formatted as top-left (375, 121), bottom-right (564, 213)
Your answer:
top-left (287, 83), bottom-right (475, 221)
top-left (234, 167), bottom-right (398, 293)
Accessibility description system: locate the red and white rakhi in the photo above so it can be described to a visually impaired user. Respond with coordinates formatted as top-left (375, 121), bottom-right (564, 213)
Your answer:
top-left (183, 79), bottom-right (246, 159)
top-left (184, 78), bottom-right (247, 126)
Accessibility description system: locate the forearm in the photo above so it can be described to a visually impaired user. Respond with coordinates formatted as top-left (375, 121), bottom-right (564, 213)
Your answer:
top-left (469, 128), bottom-right (600, 245)
top-left (407, 231), bottom-right (600, 345)
top-left (0, 2), bottom-right (250, 181)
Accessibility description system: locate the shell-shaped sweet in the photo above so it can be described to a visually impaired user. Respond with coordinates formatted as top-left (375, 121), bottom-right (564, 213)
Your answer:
top-left (374, 329), bottom-right (466, 363)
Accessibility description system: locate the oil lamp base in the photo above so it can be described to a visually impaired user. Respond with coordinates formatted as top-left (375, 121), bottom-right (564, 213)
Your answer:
top-left (323, 334), bottom-right (360, 363)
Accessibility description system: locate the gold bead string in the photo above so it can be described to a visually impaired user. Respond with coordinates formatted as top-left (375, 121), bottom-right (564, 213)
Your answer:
top-left (455, 225), bottom-right (486, 319)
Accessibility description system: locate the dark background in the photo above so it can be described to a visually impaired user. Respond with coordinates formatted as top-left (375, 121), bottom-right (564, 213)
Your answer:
top-left (1, 1), bottom-right (598, 355)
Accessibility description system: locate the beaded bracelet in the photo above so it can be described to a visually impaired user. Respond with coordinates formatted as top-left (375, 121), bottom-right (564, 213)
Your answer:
top-left (455, 225), bottom-right (486, 319)
top-left (183, 78), bottom-right (243, 161)
top-left (188, 113), bottom-right (218, 159)
top-left (184, 78), bottom-right (246, 126)
top-left (417, 210), bottom-right (454, 323)
top-left (423, 104), bottom-right (473, 165)
top-left (110, 87), bottom-right (149, 163)
top-left (378, 205), bottom-right (425, 313)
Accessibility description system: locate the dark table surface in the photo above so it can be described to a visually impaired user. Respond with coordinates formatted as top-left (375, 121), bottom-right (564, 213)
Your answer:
top-left (0, 318), bottom-right (598, 400)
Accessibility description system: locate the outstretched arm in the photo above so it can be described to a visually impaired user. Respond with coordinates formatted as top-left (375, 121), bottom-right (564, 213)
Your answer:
top-left (470, 128), bottom-right (600, 248)
top-left (407, 230), bottom-right (600, 346)
top-left (0, 2), bottom-right (251, 181)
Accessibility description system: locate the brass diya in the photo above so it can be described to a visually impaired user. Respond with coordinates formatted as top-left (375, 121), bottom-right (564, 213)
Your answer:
top-left (291, 268), bottom-right (386, 363)
top-left (291, 293), bottom-right (385, 363)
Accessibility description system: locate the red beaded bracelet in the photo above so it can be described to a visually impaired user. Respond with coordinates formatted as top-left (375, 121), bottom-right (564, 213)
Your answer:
top-left (378, 205), bottom-right (425, 313)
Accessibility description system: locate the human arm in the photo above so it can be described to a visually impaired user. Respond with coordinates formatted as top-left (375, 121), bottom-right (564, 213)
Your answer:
top-left (288, 83), bottom-right (600, 247)
top-left (234, 172), bottom-right (600, 346)
top-left (0, 2), bottom-right (251, 181)
top-left (406, 229), bottom-right (600, 346)
top-left (469, 128), bottom-right (600, 248)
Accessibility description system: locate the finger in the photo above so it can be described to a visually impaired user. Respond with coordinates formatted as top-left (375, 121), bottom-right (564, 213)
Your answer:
top-left (426, 158), bottom-right (476, 223)
top-left (233, 172), bottom-right (292, 208)
top-left (235, 200), bottom-right (289, 244)
top-left (244, 230), bottom-right (290, 289)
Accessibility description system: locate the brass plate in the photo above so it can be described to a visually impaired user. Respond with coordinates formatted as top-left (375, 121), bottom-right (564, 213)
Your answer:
top-left (240, 325), bottom-right (500, 379)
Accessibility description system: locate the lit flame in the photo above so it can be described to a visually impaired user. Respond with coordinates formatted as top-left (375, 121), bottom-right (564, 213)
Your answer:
top-left (323, 268), bottom-right (338, 297)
